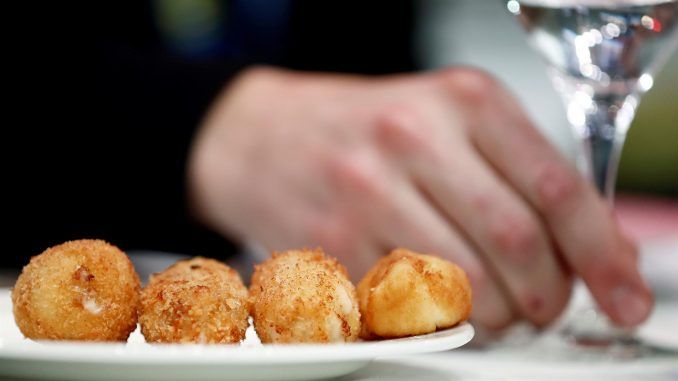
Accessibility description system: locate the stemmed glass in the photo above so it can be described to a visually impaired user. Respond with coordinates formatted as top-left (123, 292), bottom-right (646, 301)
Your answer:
top-left (506, 0), bottom-right (678, 352)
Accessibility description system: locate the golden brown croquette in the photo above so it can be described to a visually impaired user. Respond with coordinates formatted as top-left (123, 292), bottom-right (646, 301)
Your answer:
top-left (250, 249), bottom-right (361, 343)
top-left (139, 257), bottom-right (249, 344)
top-left (357, 248), bottom-right (472, 339)
top-left (12, 239), bottom-right (140, 341)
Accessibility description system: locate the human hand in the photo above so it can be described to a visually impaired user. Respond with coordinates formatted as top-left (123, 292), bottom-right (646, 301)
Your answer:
top-left (188, 67), bottom-right (652, 330)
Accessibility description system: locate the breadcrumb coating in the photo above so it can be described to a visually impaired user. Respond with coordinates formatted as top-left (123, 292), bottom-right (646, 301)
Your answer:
top-left (250, 249), bottom-right (361, 343)
top-left (357, 248), bottom-right (472, 339)
top-left (139, 257), bottom-right (249, 344)
top-left (11, 239), bottom-right (140, 341)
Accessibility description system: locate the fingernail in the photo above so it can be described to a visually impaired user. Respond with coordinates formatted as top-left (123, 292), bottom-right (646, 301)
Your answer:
top-left (611, 286), bottom-right (651, 327)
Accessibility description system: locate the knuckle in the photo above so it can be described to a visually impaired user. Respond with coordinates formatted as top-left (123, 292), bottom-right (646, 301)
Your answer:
top-left (372, 103), bottom-right (436, 156)
top-left (437, 67), bottom-right (500, 107)
top-left (326, 155), bottom-right (387, 201)
top-left (519, 277), bottom-right (573, 326)
top-left (488, 211), bottom-right (542, 261)
top-left (518, 291), bottom-right (547, 320)
top-left (535, 162), bottom-right (581, 211)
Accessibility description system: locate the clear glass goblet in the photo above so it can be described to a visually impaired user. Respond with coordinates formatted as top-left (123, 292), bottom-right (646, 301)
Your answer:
top-left (506, 0), bottom-right (678, 354)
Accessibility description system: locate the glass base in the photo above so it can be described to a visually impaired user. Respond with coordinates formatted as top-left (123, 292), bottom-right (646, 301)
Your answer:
top-left (559, 307), bottom-right (653, 359)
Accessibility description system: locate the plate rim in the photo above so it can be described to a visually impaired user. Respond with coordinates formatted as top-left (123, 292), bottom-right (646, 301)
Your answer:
top-left (0, 324), bottom-right (474, 365)
top-left (0, 288), bottom-right (474, 365)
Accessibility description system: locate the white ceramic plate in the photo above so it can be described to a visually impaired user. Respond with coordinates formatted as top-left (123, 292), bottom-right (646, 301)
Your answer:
top-left (0, 289), bottom-right (474, 381)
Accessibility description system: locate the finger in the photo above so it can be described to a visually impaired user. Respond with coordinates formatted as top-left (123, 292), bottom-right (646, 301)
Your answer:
top-left (453, 69), bottom-right (652, 326)
top-left (323, 139), bottom-right (516, 329)
top-left (372, 178), bottom-right (516, 330)
top-left (306, 214), bottom-right (382, 281)
top-left (372, 105), bottom-right (570, 327)
top-left (415, 147), bottom-right (571, 325)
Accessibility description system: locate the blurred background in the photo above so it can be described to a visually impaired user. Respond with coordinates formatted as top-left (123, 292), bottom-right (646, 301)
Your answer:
top-left (1, 0), bottom-right (676, 282)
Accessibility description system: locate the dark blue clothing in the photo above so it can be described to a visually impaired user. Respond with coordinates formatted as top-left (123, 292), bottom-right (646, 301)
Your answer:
top-left (3, 1), bottom-right (416, 266)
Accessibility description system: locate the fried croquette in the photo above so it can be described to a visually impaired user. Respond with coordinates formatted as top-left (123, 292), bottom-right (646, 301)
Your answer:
top-left (11, 239), bottom-right (140, 341)
top-left (250, 249), bottom-right (361, 343)
top-left (139, 257), bottom-right (249, 344)
top-left (357, 248), bottom-right (472, 339)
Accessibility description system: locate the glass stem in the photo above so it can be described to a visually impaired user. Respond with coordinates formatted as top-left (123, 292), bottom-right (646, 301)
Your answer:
top-left (564, 90), bottom-right (639, 203)
top-left (581, 117), bottom-right (625, 202)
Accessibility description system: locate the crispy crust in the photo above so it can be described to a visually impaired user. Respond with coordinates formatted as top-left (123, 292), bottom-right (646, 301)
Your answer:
top-left (139, 257), bottom-right (249, 344)
top-left (357, 248), bottom-right (472, 339)
top-left (11, 239), bottom-right (140, 341)
top-left (249, 248), bottom-right (360, 343)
